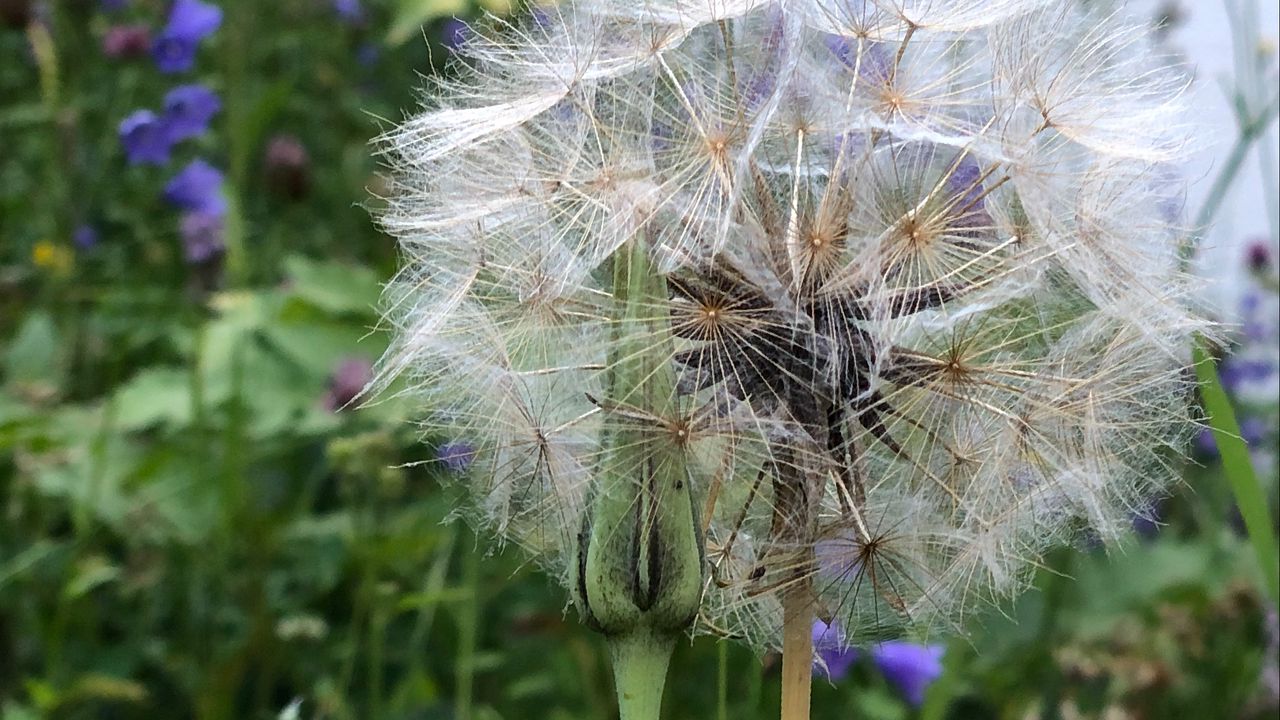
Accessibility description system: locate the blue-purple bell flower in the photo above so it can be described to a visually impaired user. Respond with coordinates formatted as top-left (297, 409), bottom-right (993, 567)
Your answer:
top-left (163, 84), bottom-right (221, 141)
top-left (437, 442), bottom-right (476, 473)
top-left (179, 211), bottom-right (224, 264)
top-left (812, 620), bottom-right (858, 680)
top-left (152, 0), bottom-right (222, 74)
top-left (73, 225), bottom-right (100, 250)
top-left (164, 159), bottom-right (226, 216)
top-left (872, 641), bottom-right (944, 708)
top-left (119, 109), bottom-right (173, 165)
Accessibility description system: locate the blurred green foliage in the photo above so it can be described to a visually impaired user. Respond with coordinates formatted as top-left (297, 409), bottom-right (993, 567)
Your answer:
top-left (0, 2), bottom-right (1276, 719)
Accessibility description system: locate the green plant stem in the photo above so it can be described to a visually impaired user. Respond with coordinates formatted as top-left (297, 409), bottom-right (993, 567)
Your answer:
top-left (717, 641), bottom-right (728, 720)
top-left (747, 654), bottom-right (762, 717)
top-left (369, 589), bottom-right (387, 720)
top-left (577, 236), bottom-right (702, 720)
top-left (608, 630), bottom-right (675, 720)
top-left (1195, 102), bottom-right (1276, 222)
top-left (407, 527), bottom-right (457, 680)
top-left (220, 0), bottom-right (251, 287)
top-left (1193, 341), bottom-right (1280, 603)
top-left (1179, 93), bottom-right (1280, 271)
top-left (455, 539), bottom-right (481, 720)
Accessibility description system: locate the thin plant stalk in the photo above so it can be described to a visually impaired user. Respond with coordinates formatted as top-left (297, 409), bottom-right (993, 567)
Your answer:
top-left (1183, 93), bottom-right (1279, 267)
top-left (455, 538), bottom-right (481, 720)
top-left (717, 641), bottom-right (729, 720)
top-left (1194, 344), bottom-right (1280, 603)
top-left (1170, 1), bottom-right (1280, 606)
top-left (780, 590), bottom-right (813, 720)
top-left (610, 630), bottom-right (675, 720)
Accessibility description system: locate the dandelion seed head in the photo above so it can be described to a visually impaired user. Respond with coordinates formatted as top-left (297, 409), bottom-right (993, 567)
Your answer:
top-left (374, 0), bottom-right (1210, 655)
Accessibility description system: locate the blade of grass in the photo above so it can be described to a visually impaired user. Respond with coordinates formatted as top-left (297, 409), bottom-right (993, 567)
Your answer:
top-left (1193, 339), bottom-right (1280, 603)
top-left (717, 641), bottom-right (728, 720)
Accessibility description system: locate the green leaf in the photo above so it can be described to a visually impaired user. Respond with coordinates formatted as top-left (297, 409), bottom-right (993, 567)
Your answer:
top-left (57, 674), bottom-right (147, 708)
top-left (112, 368), bottom-right (193, 431)
top-left (236, 341), bottom-right (323, 438)
top-left (129, 446), bottom-right (221, 544)
top-left (283, 255), bottom-right (382, 317)
top-left (1194, 339), bottom-right (1280, 604)
top-left (0, 393), bottom-right (44, 449)
top-left (262, 317), bottom-right (383, 381)
top-left (199, 293), bottom-right (271, 402)
top-left (1, 700), bottom-right (40, 720)
top-left (31, 435), bottom-right (138, 530)
top-left (4, 310), bottom-right (62, 397)
top-left (0, 102), bottom-right (49, 130)
top-left (62, 556), bottom-right (121, 600)
top-left (0, 540), bottom-right (62, 591)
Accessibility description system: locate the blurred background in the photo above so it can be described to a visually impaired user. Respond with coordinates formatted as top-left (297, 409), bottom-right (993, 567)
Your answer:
top-left (0, 1), bottom-right (1276, 718)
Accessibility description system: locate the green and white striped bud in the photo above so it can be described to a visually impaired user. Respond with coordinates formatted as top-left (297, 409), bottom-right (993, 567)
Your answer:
top-left (572, 236), bottom-right (705, 720)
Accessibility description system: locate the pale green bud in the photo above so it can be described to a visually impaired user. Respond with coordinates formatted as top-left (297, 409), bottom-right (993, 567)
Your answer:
top-left (571, 237), bottom-right (705, 719)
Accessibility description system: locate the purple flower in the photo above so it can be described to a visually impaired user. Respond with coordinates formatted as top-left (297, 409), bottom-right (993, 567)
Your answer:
top-left (332, 0), bottom-right (363, 23)
top-left (1240, 359), bottom-right (1277, 382)
top-left (823, 34), bottom-right (857, 67)
top-left (356, 42), bottom-right (379, 67)
top-left (1131, 497), bottom-right (1165, 539)
top-left (1240, 416), bottom-right (1269, 446)
top-left (650, 120), bottom-right (674, 154)
top-left (1240, 290), bottom-right (1261, 318)
top-left (1243, 320), bottom-right (1271, 343)
top-left (946, 156), bottom-right (990, 228)
top-left (812, 620), bottom-right (858, 680)
top-left (152, 0), bottom-right (222, 74)
top-left (823, 37), bottom-right (892, 84)
top-left (153, 36), bottom-right (199, 73)
top-left (323, 356), bottom-right (373, 411)
top-left (73, 224), bottom-right (100, 250)
top-left (179, 211), bottom-right (224, 263)
top-left (813, 530), bottom-right (865, 582)
top-left (119, 110), bottom-right (173, 165)
top-left (808, 619), bottom-right (945, 708)
top-left (166, 0), bottom-right (223, 40)
top-left (164, 159), bottom-right (226, 216)
top-left (1195, 426), bottom-right (1218, 456)
top-left (872, 641), bottom-right (944, 708)
top-left (741, 69), bottom-right (776, 110)
top-left (441, 17), bottom-right (469, 50)
top-left (437, 442), bottom-right (476, 473)
top-left (163, 84), bottom-right (221, 141)
top-left (1246, 238), bottom-right (1273, 273)
top-left (1220, 356), bottom-right (1277, 391)
top-left (103, 24), bottom-right (151, 58)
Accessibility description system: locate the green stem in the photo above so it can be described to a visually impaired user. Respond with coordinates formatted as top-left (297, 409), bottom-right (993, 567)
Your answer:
top-left (407, 527), bottom-right (457, 680)
top-left (219, 0), bottom-right (251, 287)
top-left (1193, 340), bottom-right (1280, 604)
top-left (608, 630), bottom-right (675, 720)
top-left (455, 539), bottom-right (481, 720)
top-left (717, 641), bottom-right (728, 720)
top-left (1179, 94), bottom-right (1280, 271)
top-left (746, 653), bottom-right (762, 716)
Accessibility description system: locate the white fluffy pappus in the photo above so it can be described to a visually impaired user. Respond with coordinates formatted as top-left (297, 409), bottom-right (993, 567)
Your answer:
top-left (371, 0), bottom-right (1212, 652)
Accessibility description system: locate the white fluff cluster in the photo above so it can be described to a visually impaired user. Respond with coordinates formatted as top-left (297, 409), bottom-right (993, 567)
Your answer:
top-left (374, 0), bottom-right (1209, 650)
